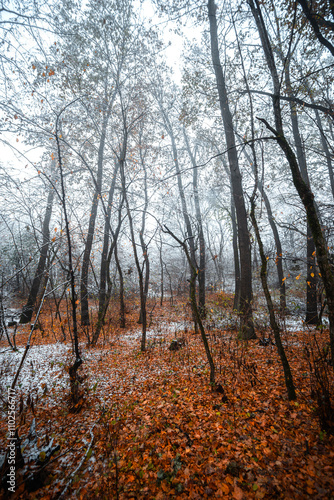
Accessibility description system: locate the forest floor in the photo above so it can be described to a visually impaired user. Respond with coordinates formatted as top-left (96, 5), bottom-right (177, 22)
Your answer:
top-left (1, 292), bottom-right (334, 499)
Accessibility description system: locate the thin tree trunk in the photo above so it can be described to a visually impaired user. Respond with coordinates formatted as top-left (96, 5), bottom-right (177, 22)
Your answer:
top-left (208, 0), bottom-right (255, 339)
top-left (114, 243), bottom-right (125, 328)
top-left (138, 143), bottom-right (150, 325)
top-left (304, 79), bottom-right (334, 199)
top-left (159, 107), bottom-right (199, 328)
top-left (160, 110), bottom-right (196, 266)
top-left (98, 162), bottom-right (118, 326)
top-left (119, 130), bottom-right (147, 350)
top-left (80, 104), bottom-right (111, 326)
top-left (234, 10), bottom-right (287, 313)
top-left (219, 153), bottom-right (241, 309)
top-left (249, 0), bottom-right (334, 360)
top-left (91, 199), bottom-right (123, 346)
top-left (231, 196), bottom-right (241, 310)
top-left (283, 58), bottom-right (319, 324)
top-left (250, 198), bottom-right (296, 400)
top-left (56, 122), bottom-right (82, 405)
top-left (296, 0), bottom-right (334, 57)
top-left (20, 164), bottom-right (55, 324)
top-left (183, 127), bottom-right (206, 317)
top-left (314, 108), bottom-right (334, 200)
top-left (164, 226), bottom-right (215, 387)
top-left (242, 147), bottom-right (286, 311)
top-left (306, 224), bottom-right (318, 324)
top-left (159, 233), bottom-right (164, 306)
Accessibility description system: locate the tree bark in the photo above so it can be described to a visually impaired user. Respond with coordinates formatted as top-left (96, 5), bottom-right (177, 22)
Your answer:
top-left (296, 0), bottom-right (334, 57)
top-left (283, 58), bottom-right (319, 324)
top-left (20, 164), bottom-right (55, 324)
top-left (98, 162), bottom-right (118, 326)
top-left (183, 127), bottom-right (206, 317)
top-left (231, 195), bottom-right (241, 310)
top-left (164, 226), bottom-right (216, 387)
top-left (80, 104), bottom-right (111, 326)
top-left (138, 139), bottom-right (150, 325)
top-left (249, 0), bottom-right (334, 358)
top-left (208, 0), bottom-right (255, 339)
top-left (114, 243), bottom-right (125, 328)
top-left (250, 197), bottom-right (296, 400)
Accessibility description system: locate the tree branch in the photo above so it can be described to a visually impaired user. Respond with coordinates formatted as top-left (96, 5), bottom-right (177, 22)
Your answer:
top-left (239, 89), bottom-right (333, 117)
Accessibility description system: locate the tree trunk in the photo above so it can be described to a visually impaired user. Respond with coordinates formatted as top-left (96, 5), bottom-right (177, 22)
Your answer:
top-left (231, 195), bottom-right (241, 310)
top-left (160, 110), bottom-right (197, 267)
top-left (159, 107), bottom-right (199, 327)
top-left (248, 0), bottom-right (334, 360)
top-left (138, 143), bottom-right (150, 325)
top-left (91, 199), bottom-right (123, 346)
top-left (208, 0), bottom-right (255, 339)
top-left (98, 162), bottom-right (118, 326)
top-left (164, 226), bottom-right (215, 387)
top-left (56, 125), bottom-right (82, 405)
top-left (233, 12), bottom-right (287, 314)
top-left (20, 166), bottom-right (55, 324)
top-left (183, 127), bottom-right (206, 317)
top-left (250, 198), bottom-right (296, 400)
top-left (159, 233), bottom-right (164, 306)
top-left (296, 0), bottom-right (334, 57)
top-left (242, 147), bottom-right (286, 311)
top-left (305, 80), bottom-right (334, 200)
top-left (80, 106), bottom-right (110, 326)
top-left (283, 58), bottom-right (319, 324)
top-left (306, 224), bottom-right (318, 324)
top-left (114, 243), bottom-right (125, 328)
top-left (119, 132), bottom-right (147, 350)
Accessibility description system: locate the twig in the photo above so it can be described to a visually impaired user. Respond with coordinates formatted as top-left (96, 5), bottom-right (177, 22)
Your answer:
top-left (0, 293), bottom-right (14, 350)
top-left (11, 288), bottom-right (48, 390)
top-left (58, 424), bottom-right (95, 498)
top-left (15, 447), bottom-right (72, 490)
top-left (11, 280), bottom-right (70, 389)
top-left (174, 423), bottom-right (193, 447)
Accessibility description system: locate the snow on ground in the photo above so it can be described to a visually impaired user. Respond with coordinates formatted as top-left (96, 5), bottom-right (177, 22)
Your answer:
top-left (0, 320), bottom-right (189, 404)
top-left (121, 320), bottom-right (192, 344)
top-left (0, 343), bottom-right (71, 401)
top-left (82, 321), bottom-right (193, 403)
top-left (1, 314), bottom-right (324, 406)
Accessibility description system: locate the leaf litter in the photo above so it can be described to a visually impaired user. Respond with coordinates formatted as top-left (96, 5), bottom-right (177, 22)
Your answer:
top-left (0, 293), bottom-right (333, 499)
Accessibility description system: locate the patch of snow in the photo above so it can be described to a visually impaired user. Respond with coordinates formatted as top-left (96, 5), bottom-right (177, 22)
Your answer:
top-left (0, 343), bottom-right (71, 400)
top-left (120, 320), bottom-right (191, 344)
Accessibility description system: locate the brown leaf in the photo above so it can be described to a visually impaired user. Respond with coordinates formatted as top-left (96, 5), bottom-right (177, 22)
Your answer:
top-left (233, 485), bottom-right (244, 499)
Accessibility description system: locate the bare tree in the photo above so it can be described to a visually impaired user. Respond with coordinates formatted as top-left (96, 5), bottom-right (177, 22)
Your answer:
top-left (207, 0), bottom-right (255, 339)
top-left (248, 0), bottom-right (334, 360)
top-left (20, 160), bottom-right (56, 324)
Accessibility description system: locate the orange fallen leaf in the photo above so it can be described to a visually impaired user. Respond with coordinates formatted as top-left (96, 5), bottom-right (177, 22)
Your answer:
top-left (233, 484), bottom-right (244, 499)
